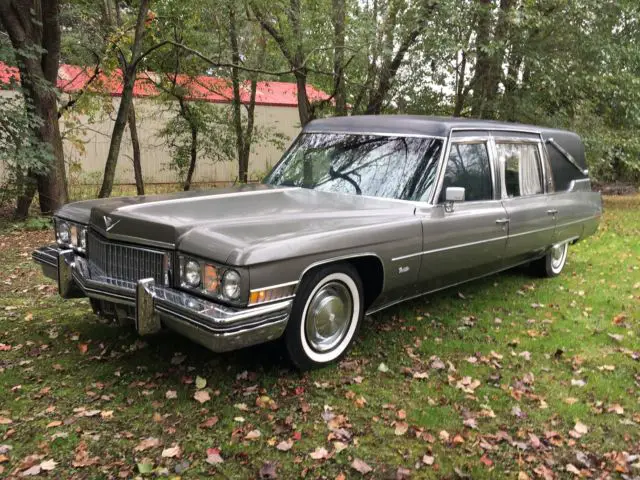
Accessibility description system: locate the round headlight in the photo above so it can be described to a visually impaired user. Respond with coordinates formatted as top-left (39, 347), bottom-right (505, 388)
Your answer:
top-left (57, 221), bottom-right (70, 245)
top-left (222, 270), bottom-right (242, 300)
top-left (184, 260), bottom-right (201, 287)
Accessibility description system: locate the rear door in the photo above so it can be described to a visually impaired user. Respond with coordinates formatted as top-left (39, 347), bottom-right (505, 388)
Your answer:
top-left (416, 132), bottom-right (508, 290)
top-left (493, 133), bottom-right (556, 265)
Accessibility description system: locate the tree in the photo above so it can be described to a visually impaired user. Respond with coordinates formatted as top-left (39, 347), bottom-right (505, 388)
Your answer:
top-left (0, 0), bottom-right (68, 218)
top-left (98, 0), bottom-right (151, 198)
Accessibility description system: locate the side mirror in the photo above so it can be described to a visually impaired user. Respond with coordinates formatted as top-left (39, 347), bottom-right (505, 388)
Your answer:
top-left (445, 187), bottom-right (465, 202)
top-left (444, 187), bottom-right (465, 212)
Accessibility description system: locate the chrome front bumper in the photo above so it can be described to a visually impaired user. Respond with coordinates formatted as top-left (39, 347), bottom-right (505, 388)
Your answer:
top-left (32, 245), bottom-right (291, 352)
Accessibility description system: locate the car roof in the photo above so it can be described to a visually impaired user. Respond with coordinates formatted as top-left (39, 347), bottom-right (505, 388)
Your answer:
top-left (304, 114), bottom-right (575, 139)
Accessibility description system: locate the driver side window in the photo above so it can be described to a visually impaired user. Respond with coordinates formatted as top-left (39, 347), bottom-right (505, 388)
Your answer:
top-left (439, 142), bottom-right (493, 203)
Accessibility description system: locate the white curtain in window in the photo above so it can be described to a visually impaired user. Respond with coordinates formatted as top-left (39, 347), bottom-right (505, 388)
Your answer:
top-left (519, 144), bottom-right (542, 196)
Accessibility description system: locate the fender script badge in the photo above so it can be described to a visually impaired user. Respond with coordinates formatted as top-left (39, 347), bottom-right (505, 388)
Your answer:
top-left (103, 216), bottom-right (120, 232)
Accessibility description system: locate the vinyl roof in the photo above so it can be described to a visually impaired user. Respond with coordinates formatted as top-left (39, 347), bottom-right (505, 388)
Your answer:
top-left (304, 114), bottom-right (576, 138)
top-left (0, 61), bottom-right (329, 108)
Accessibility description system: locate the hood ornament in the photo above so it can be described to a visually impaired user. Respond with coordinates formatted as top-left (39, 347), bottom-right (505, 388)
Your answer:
top-left (103, 215), bottom-right (120, 232)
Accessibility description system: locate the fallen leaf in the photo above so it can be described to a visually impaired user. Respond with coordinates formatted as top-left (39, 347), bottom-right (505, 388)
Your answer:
top-left (40, 459), bottom-right (57, 471)
top-left (480, 454), bottom-right (493, 467)
top-left (310, 446), bottom-right (329, 460)
top-left (77, 343), bottom-right (88, 354)
top-left (608, 403), bottom-right (624, 415)
top-left (134, 437), bottom-right (161, 452)
top-left (463, 417), bottom-right (478, 429)
top-left (21, 464), bottom-right (41, 476)
top-left (72, 442), bottom-right (100, 467)
top-left (608, 333), bottom-right (624, 343)
top-left (396, 467), bottom-right (412, 479)
top-left (195, 376), bottom-right (207, 389)
top-left (351, 458), bottom-right (373, 474)
top-left (194, 390), bottom-right (210, 404)
top-left (199, 416), bottom-right (219, 428)
top-left (161, 445), bottom-right (181, 458)
top-left (205, 448), bottom-right (224, 465)
top-left (0, 417), bottom-right (12, 425)
top-left (276, 439), bottom-right (293, 452)
top-left (46, 420), bottom-right (62, 428)
top-left (422, 455), bottom-right (435, 466)
top-left (165, 390), bottom-right (177, 400)
top-left (566, 464), bottom-right (581, 475)
top-left (137, 462), bottom-right (154, 474)
top-left (394, 421), bottom-right (408, 436)
top-left (245, 429), bottom-right (261, 441)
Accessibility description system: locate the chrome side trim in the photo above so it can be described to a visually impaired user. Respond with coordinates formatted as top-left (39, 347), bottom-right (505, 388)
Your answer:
top-left (391, 216), bottom-right (596, 261)
top-left (118, 188), bottom-right (298, 212)
top-left (545, 138), bottom-right (589, 176)
top-left (391, 235), bottom-right (507, 262)
top-left (368, 256), bottom-right (535, 315)
top-left (250, 280), bottom-right (299, 292)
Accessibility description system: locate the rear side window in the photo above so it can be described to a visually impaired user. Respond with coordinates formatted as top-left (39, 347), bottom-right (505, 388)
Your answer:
top-left (496, 143), bottom-right (543, 197)
top-left (440, 142), bottom-right (492, 202)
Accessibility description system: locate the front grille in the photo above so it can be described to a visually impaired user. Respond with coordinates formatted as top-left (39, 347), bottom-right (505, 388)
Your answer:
top-left (87, 231), bottom-right (166, 284)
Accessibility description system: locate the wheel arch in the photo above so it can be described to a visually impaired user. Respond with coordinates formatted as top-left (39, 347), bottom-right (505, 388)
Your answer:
top-left (296, 253), bottom-right (385, 312)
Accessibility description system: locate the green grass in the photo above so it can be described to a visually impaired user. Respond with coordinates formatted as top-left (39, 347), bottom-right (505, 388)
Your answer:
top-left (0, 196), bottom-right (638, 479)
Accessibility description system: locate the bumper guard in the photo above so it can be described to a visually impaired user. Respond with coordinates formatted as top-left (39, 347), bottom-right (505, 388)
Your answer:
top-left (32, 245), bottom-right (291, 352)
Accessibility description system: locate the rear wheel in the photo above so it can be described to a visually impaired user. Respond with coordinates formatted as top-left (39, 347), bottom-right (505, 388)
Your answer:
top-left (285, 264), bottom-right (363, 370)
top-left (531, 242), bottom-right (568, 277)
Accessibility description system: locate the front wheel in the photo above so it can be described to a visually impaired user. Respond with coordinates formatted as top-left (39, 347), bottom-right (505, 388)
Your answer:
top-left (531, 242), bottom-right (569, 277)
top-left (285, 264), bottom-right (363, 370)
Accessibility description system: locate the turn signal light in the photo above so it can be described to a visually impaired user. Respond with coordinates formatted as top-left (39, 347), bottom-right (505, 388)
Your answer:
top-left (203, 264), bottom-right (219, 293)
top-left (249, 284), bottom-right (296, 306)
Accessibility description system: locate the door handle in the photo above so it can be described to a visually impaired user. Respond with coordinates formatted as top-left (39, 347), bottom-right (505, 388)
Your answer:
top-left (495, 218), bottom-right (510, 225)
top-left (547, 209), bottom-right (558, 215)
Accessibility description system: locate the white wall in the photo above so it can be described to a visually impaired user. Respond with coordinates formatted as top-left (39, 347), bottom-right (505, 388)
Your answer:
top-left (0, 90), bottom-right (301, 185)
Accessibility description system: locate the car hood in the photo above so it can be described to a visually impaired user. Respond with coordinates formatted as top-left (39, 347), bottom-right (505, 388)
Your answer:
top-left (56, 185), bottom-right (417, 265)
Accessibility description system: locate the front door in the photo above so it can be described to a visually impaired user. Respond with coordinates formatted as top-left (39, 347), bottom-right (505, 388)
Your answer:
top-left (417, 137), bottom-right (508, 290)
top-left (494, 137), bottom-right (556, 264)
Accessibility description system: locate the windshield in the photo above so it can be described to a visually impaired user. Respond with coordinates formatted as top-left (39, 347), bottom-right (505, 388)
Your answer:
top-left (264, 133), bottom-right (443, 201)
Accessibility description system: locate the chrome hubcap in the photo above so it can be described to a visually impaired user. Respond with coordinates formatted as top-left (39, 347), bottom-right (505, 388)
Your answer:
top-left (551, 243), bottom-right (567, 270)
top-left (305, 281), bottom-right (353, 353)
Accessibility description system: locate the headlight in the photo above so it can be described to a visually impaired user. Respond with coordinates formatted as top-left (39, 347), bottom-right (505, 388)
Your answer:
top-left (222, 270), bottom-right (241, 300)
top-left (183, 260), bottom-right (201, 287)
top-left (57, 221), bottom-right (70, 245)
top-left (179, 255), bottom-right (245, 303)
top-left (55, 219), bottom-right (87, 252)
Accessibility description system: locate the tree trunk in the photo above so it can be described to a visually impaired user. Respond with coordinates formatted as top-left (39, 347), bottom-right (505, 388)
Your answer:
top-left (14, 176), bottom-right (38, 220)
top-left (332, 0), bottom-right (347, 116)
top-left (184, 125), bottom-right (198, 191)
top-left (0, 0), bottom-right (68, 216)
top-left (128, 104), bottom-right (144, 195)
top-left (469, 0), bottom-right (513, 119)
top-left (98, 0), bottom-right (150, 198)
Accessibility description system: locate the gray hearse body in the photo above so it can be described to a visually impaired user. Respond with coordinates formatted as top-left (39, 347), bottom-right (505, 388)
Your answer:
top-left (33, 116), bottom-right (601, 367)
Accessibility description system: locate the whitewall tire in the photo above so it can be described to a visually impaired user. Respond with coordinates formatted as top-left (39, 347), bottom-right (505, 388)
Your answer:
top-left (532, 242), bottom-right (569, 277)
top-left (285, 264), bottom-right (363, 370)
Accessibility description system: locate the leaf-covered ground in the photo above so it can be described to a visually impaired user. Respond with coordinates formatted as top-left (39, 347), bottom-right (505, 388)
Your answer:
top-left (0, 196), bottom-right (638, 479)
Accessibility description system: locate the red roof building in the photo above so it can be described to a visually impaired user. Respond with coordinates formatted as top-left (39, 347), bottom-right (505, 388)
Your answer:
top-left (0, 61), bottom-right (329, 108)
